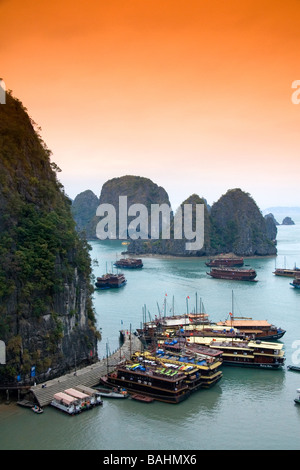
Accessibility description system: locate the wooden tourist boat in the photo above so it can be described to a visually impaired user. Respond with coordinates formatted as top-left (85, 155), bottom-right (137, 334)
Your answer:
top-left (135, 344), bottom-right (223, 390)
top-left (216, 318), bottom-right (286, 341)
top-left (100, 361), bottom-right (191, 404)
top-left (131, 394), bottom-right (154, 403)
top-left (207, 267), bottom-right (257, 281)
top-left (183, 336), bottom-right (285, 369)
top-left (64, 388), bottom-right (93, 411)
top-left (114, 258), bottom-right (143, 269)
top-left (31, 405), bottom-right (44, 414)
top-left (205, 256), bottom-right (244, 267)
top-left (290, 276), bottom-right (300, 289)
top-left (273, 267), bottom-right (300, 277)
top-left (137, 310), bottom-right (211, 345)
top-left (74, 385), bottom-right (103, 406)
top-left (95, 273), bottom-right (127, 289)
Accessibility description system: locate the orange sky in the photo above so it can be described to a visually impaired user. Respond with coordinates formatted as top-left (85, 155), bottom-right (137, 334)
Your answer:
top-left (1, 0), bottom-right (300, 210)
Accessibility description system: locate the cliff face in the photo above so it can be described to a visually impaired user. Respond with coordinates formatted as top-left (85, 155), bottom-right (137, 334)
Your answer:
top-left (127, 189), bottom-right (277, 257)
top-left (0, 92), bottom-right (99, 385)
top-left (127, 194), bottom-right (212, 256)
top-left (71, 190), bottom-right (99, 233)
top-left (210, 189), bottom-right (276, 256)
top-left (87, 175), bottom-right (171, 239)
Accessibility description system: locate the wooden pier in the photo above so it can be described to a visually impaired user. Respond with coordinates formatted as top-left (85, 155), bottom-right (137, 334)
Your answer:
top-left (30, 332), bottom-right (141, 407)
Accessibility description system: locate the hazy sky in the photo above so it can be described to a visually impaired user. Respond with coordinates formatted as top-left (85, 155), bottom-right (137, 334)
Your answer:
top-left (1, 0), bottom-right (300, 210)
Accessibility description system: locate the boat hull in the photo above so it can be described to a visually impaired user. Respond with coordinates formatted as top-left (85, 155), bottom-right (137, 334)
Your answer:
top-left (207, 268), bottom-right (257, 281)
top-left (50, 401), bottom-right (80, 415)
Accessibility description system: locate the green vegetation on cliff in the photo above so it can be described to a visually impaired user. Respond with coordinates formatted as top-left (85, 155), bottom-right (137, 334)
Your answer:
top-left (0, 92), bottom-right (99, 385)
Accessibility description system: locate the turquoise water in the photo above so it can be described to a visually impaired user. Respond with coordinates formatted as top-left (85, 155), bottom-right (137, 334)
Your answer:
top-left (1, 224), bottom-right (300, 450)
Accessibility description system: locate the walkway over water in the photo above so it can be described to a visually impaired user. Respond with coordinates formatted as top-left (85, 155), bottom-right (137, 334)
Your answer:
top-left (30, 332), bottom-right (141, 407)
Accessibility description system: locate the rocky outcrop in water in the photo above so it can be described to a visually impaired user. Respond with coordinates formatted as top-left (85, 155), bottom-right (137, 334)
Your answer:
top-left (210, 189), bottom-right (277, 256)
top-left (127, 188), bottom-right (277, 256)
top-left (0, 92), bottom-right (100, 386)
top-left (281, 216), bottom-right (295, 225)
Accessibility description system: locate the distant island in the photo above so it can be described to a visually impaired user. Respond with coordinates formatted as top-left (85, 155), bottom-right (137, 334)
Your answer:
top-left (72, 175), bottom-right (277, 257)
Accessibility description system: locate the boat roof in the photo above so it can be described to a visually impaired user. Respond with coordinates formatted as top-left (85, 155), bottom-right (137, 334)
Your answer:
top-left (53, 392), bottom-right (78, 404)
top-left (217, 320), bottom-right (271, 327)
top-left (64, 388), bottom-right (90, 399)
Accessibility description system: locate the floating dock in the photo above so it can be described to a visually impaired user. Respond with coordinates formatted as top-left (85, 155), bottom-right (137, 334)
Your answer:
top-left (30, 332), bottom-right (141, 408)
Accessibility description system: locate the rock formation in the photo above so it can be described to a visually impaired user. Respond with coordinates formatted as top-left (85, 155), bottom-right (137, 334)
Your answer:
top-left (71, 190), bottom-right (99, 233)
top-left (281, 216), bottom-right (295, 225)
top-left (210, 189), bottom-right (276, 256)
top-left (0, 92), bottom-right (100, 386)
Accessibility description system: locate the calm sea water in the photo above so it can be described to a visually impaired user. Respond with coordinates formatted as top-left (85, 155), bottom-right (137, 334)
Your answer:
top-left (1, 223), bottom-right (300, 450)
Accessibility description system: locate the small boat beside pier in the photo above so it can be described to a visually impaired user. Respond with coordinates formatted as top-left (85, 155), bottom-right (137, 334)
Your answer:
top-left (294, 389), bottom-right (300, 405)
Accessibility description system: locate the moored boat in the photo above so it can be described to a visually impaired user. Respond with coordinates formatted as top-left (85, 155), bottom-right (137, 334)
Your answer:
top-left (50, 392), bottom-right (81, 415)
top-left (273, 267), bottom-right (300, 277)
top-left (32, 405), bottom-right (44, 414)
top-left (114, 258), bottom-right (143, 269)
top-left (290, 276), bottom-right (300, 289)
top-left (64, 388), bottom-right (93, 411)
top-left (207, 267), bottom-right (257, 281)
top-left (184, 336), bottom-right (285, 369)
top-left (95, 273), bottom-right (127, 289)
top-left (216, 318), bottom-right (286, 341)
top-left (131, 394), bottom-right (154, 402)
top-left (100, 360), bottom-right (190, 404)
top-left (74, 385), bottom-right (103, 406)
top-left (136, 344), bottom-right (223, 390)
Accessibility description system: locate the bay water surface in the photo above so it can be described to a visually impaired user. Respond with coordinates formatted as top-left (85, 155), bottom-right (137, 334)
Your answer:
top-left (1, 223), bottom-right (300, 450)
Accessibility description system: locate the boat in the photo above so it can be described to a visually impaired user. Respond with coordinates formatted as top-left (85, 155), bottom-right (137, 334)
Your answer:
top-left (135, 343), bottom-right (223, 390)
top-left (287, 365), bottom-right (300, 372)
top-left (290, 276), bottom-right (300, 289)
top-left (74, 385), bottom-right (103, 406)
top-left (100, 360), bottom-right (191, 404)
top-left (131, 394), bottom-right (154, 403)
top-left (273, 267), bottom-right (300, 277)
top-left (205, 255), bottom-right (244, 267)
top-left (184, 336), bottom-right (285, 369)
top-left (216, 318), bottom-right (286, 341)
top-left (31, 405), bottom-right (44, 414)
top-left (294, 389), bottom-right (300, 405)
top-left (95, 273), bottom-right (127, 289)
top-left (114, 258), bottom-right (143, 269)
top-left (50, 392), bottom-right (81, 415)
top-left (207, 267), bottom-right (257, 281)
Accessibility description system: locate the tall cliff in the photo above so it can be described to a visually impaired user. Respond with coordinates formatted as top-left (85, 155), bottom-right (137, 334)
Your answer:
top-left (128, 188), bottom-right (277, 256)
top-left (85, 175), bottom-right (171, 239)
top-left (71, 190), bottom-right (99, 233)
top-left (0, 92), bottom-right (99, 386)
top-left (210, 188), bottom-right (276, 256)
